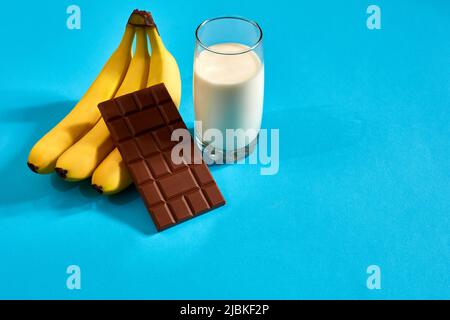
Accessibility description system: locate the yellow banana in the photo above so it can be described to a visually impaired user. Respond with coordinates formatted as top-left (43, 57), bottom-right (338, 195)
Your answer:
top-left (91, 22), bottom-right (182, 195)
top-left (147, 26), bottom-right (182, 107)
top-left (92, 148), bottom-right (132, 195)
top-left (27, 25), bottom-right (135, 174)
top-left (55, 27), bottom-right (150, 181)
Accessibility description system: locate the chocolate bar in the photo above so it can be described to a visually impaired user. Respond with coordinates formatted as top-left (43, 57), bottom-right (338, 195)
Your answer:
top-left (98, 84), bottom-right (225, 231)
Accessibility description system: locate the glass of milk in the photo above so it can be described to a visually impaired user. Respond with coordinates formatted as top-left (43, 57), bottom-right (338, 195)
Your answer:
top-left (194, 17), bottom-right (264, 163)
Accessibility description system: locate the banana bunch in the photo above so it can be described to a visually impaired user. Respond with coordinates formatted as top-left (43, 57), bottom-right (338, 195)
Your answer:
top-left (27, 10), bottom-right (181, 195)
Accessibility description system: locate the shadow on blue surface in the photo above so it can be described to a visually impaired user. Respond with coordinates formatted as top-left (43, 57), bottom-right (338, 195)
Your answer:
top-left (263, 105), bottom-right (364, 161)
top-left (186, 105), bottom-right (363, 175)
top-left (106, 185), bottom-right (157, 235)
top-left (0, 100), bottom-right (156, 235)
top-left (189, 104), bottom-right (364, 166)
top-left (0, 100), bottom-right (75, 207)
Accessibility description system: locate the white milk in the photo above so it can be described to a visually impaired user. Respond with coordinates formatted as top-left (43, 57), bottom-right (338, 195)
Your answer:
top-left (194, 43), bottom-right (264, 151)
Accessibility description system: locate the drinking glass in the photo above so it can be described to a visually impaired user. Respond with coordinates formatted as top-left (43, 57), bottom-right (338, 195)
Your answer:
top-left (194, 17), bottom-right (264, 163)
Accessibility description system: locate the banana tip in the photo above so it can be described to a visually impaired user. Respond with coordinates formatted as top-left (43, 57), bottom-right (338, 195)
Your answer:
top-left (92, 184), bottom-right (104, 194)
top-left (27, 162), bottom-right (39, 173)
top-left (55, 167), bottom-right (68, 180)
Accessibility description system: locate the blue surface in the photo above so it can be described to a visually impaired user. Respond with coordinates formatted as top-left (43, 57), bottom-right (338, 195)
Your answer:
top-left (0, 0), bottom-right (449, 299)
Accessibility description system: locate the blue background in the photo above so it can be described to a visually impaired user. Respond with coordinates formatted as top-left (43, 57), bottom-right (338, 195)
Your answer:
top-left (0, 0), bottom-right (449, 299)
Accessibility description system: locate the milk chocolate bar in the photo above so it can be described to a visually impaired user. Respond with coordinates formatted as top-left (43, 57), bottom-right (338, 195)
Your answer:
top-left (98, 84), bottom-right (225, 231)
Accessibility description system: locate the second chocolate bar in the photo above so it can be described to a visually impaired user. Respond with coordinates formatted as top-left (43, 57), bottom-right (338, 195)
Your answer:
top-left (98, 84), bottom-right (225, 231)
